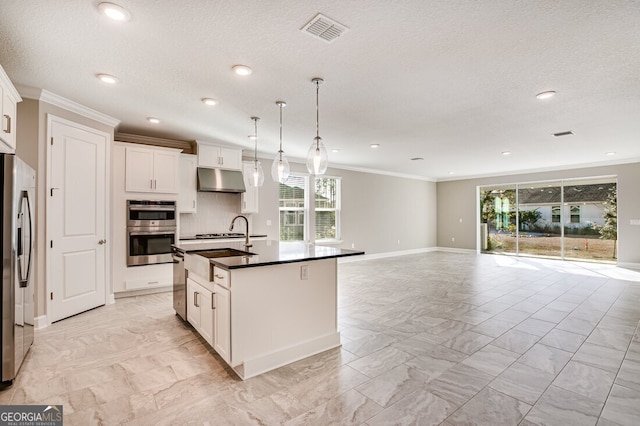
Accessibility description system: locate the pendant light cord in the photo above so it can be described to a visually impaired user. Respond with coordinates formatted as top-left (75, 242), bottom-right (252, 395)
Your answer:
top-left (315, 80), bottom-right (320, 148)
top-left (253, 117), bottom-right (259, 162)
top-left (279, 103), bottom-right (284, 156)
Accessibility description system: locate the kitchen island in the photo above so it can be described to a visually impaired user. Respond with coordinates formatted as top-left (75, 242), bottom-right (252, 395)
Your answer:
top-left (172, 240), bottom-right (364, 379)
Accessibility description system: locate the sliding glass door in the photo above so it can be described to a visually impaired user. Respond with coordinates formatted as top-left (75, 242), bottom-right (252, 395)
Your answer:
top-left (517, 181), bottom-right (562, 259)
top-left (479, 177), bottom-right (617, 263)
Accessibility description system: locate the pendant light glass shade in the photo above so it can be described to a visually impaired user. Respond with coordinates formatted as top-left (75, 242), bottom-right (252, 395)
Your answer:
top-left (249, 117), bottom-right (264, 187)
top-left (271, 101), bottom-right (290, 183)
top-left (306, 78), bottom-right (329, 175)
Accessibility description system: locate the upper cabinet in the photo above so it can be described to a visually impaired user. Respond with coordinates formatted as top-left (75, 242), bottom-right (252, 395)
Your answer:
top-left (197, 142), bottom-right (242, 170)
top-left (178, 153), bottom-right (197, 213)
top-left (125, 145), bottom-right (180, 193)
top-left (0, 65), bottom-right (22, 153)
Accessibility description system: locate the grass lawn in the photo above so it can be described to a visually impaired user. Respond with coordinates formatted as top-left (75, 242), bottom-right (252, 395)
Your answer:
top-left (485, 233), bottom-right (617, 262)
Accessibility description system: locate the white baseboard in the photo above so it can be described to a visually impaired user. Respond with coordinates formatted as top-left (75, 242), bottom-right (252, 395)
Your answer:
top-left (234, 332), bottom-right (341, 380)
top-left (108, 293), bottom-right (116, 304)
top-left (617, 262), bottom-right (640, 271)
top-left (339, 247), bottom-right (438, 263)
top-left (34, 315), bottom-right (48, 330)
top-left (435, 247), bottom-right (477, 254)
top-left (114, 285), bottom-right (172, 299)
top-left (339, 246), bottom-right (481, 263)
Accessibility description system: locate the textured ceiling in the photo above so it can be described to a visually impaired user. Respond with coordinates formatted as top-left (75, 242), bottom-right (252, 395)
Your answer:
top-left (1, 0), bottom-right (639, 180)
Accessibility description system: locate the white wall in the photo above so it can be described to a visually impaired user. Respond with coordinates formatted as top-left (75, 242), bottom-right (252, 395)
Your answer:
top-left (251, 159), bottom-right (437, 255)
top-left (436, 162), bottom-right (640, 265)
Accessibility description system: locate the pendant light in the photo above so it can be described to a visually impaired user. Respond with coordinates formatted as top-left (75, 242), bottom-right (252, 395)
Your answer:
top-left (271, 101), bottom-right (290, 183)
top-left (249, 116), bottom-right (264, 187)
top-left (306, 77), bottom-right (328, 175)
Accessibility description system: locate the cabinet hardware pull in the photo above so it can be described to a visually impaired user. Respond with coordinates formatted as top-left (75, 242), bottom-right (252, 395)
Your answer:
top-left (192, 200), bottom-right (195, 208)
top-left (98, 239), bottom-right (107, 245)
top-left (150, 179), bottom-right (153, 189)
top-left (215, 274), bottom-right (224, 279)
top-left (194, 291), bottom-right (199, 307)
top-left (211, 292), bottom-right (215, 309)
top-left (3, 114), bottom-right (10, 134)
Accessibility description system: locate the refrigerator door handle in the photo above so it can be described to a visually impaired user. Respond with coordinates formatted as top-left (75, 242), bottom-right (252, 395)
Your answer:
top-left (18, 190), bottom-right (33, 288)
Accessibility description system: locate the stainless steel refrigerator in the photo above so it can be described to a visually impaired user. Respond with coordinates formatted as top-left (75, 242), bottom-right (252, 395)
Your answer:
top-left (1, 153), bottom-right (35, 385)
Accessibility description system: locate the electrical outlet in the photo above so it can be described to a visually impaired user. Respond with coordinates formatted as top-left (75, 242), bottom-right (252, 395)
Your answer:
top-left (266, 219), bottom-right (272, 226)
top-left (397, 239), bottom-right (400, 245)
top-left (451, 237), bottom-right (455, 242)
top-left (351, 243), bottom-right (355, 249)
top-left (301, 265), bottom-right (309, 280)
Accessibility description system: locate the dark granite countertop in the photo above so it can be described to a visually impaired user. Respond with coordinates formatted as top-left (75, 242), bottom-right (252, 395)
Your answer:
top-left (172, 240), bottom-right (365, 270)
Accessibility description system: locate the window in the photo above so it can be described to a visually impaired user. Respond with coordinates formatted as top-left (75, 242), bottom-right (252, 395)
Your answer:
top-left (570, 205), bottom-right (581, 223)
top-left (551, 205), bottom-right (561, 223)
top-left (315, 177), bottom-right (341, 241)
top-left (279, 175), bottom-right (308, 241)
top-left (278, 174), bottom-right (341, 242)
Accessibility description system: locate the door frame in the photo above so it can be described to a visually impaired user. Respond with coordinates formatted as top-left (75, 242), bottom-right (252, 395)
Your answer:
top-left (45, 114), bottom-right (112, 326)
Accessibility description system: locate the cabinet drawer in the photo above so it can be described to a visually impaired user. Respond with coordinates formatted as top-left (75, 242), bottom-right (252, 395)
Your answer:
top-left (213, 267), bottom-right (230, 288)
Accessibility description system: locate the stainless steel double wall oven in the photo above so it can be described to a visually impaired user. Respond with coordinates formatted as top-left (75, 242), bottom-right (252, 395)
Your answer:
top-left (127, 200), bottom-right (176, 266)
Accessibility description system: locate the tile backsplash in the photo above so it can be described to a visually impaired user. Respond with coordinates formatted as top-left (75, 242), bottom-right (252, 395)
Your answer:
top-left (179, 192), bottom-right (250, 237)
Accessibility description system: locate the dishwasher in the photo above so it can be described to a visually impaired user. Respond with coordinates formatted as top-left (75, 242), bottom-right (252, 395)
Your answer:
top-left (172, 247), bottom-right (187, 321)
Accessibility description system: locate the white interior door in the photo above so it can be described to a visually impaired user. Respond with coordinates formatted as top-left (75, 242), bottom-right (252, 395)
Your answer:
top-left (48, 116), bottom-right (108, 323)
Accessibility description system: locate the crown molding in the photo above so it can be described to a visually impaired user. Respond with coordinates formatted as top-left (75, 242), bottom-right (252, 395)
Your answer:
top-left (16, 85), bottom-right (120, 128)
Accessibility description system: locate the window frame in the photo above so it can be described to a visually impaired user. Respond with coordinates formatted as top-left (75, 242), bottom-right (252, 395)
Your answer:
top-left (278, 173), bottom-right (309, 242)
top-left (314, 176), bottom-right (341, 243)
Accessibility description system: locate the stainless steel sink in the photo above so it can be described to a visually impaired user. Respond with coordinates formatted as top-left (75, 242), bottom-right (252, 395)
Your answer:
top-left (195, 248), bottom-right (253, 259)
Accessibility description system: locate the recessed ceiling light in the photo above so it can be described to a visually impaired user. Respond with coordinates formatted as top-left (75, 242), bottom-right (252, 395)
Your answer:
top-left (536, 91), bottom-right (556, 100)
top-left (248, 135), bottom-right (257, 140)
top-left (370, 144), bottom-right (380, 148)
top-left (502, 151), bottom-right (512, 156)
top-left (448, 172), bottom-right (455, 175)
top-left (606, 152), bottom-right (616, 156)
top-left (98, 2), bottom-right (131, 21)
top-left (331, 149), bottom-right (340, 153)
top-left (232, 65), bottom-right (252, 76)
top-left (146, 117), bottom-right (160, 124)
top-left (96, 74), bottom-right (118, 84)
top-left (202, 98), bottom-right (217, 106)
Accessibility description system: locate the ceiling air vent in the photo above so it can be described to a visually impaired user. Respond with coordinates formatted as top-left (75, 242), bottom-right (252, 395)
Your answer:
top-left (301, 13), bottom-right (349, 44)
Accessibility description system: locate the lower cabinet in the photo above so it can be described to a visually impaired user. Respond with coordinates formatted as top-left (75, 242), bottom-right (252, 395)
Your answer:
top-left (187, 278), bottom-right (213, 346)
top-left (213, 283), bottom-right (231, 363)
top-left (187, 277), bottom-right (231, 363)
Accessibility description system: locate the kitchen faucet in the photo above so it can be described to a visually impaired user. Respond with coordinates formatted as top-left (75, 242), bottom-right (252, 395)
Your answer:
top-left (229, 215), bottom-right (252, 249)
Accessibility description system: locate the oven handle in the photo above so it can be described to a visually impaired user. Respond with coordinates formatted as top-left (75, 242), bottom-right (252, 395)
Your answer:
top-left (128, 230), bottom-right (176, 236)
top-left (128, 206), bottom-right (176, 211)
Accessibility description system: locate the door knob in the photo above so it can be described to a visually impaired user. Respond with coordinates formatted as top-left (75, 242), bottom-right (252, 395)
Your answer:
top-left (98, 239), bottom-right (107, 245)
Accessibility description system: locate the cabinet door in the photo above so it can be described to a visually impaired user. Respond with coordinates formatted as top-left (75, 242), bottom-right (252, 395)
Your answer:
top-left (153, 151), bottom-right (179, 193)
top-left (125, 147), bottom-right (154, 192)
top-left (213, 284), bottom-right (231, 363)
top-left (186, 279), bottom-right (201, 329)
top-left (219, 147), bottom-right (242, 170)
top-left (178, 154), bottom-right (197, 213)
top-left (241, 162), bottom-right (259, 213)
top-left (1, 87), bottom-right (18, 152)
top-left (200, 288), bottom-right (214, 346)
top-left (198, 144), bottom-right (220, 168)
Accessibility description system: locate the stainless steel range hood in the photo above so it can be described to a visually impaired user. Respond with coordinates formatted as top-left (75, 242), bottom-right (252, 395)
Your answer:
top-left (197, 167), bottom-right (246, 193)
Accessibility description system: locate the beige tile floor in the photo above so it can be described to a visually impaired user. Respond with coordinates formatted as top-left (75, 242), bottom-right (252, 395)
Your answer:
top-left (2, 252), bottom-right (640, 425)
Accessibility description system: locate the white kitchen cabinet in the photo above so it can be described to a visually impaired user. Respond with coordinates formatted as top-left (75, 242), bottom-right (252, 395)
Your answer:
top-left (0, 65), bottom-right (22, 153)
top-left (197, 142), bottom-right (242, 170)
top-left (241, 161), bottom-right (259, 214)
top-left (187, 278), bottom-right (214, 346)
top-left (213, 283), bottom-right (231, 363)
top-left (178, 154), bottom-right (197, 213)
top-left (125, 145), bottom-right (179, 193)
